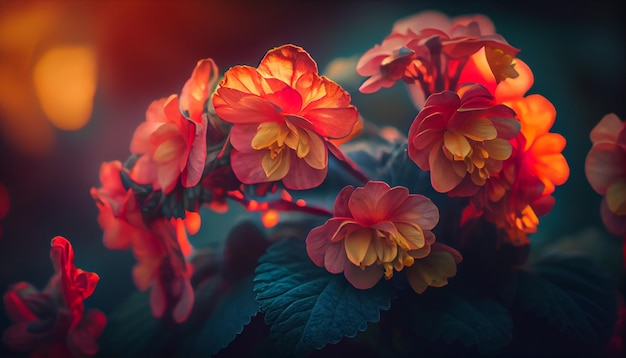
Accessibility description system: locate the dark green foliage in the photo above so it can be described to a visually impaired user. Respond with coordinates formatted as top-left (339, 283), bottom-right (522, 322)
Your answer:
top-left (389, 280), bottom-right (513, 356)
top-left (503, 253), bottom-right (618, 357)
top-left (254, 238), bottom-right (395, 357)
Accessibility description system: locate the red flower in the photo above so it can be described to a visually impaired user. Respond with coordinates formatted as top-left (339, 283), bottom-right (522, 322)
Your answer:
top-left (585, 113), bottom-right (626, 236)
top-left (2, 237), bottom-right (106, 357)
top-left (408, 84), bottom-right (520, 196)
top-left (212, 44), bottom-right (360, 190)
top-left (131, 59), bottom-right (218, 194)
top-left (306, 181), bottom-right (461, 293)
top-left (90, 161), bottom-right (196, 323)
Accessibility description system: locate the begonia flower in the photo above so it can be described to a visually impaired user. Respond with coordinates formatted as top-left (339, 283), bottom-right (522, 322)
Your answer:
top-left (131, 59), bottom-right (218, 194)
top-left (459, 60), bottom-right (569, 245)
top-left (407, 84), bottom-right (520, 196)
top-left (90, 161), bottom-right (196, 323)
top-left (306, 181), bottom-right (461, 293)
top-left (2, 237), bottom-right (106, 357)
top-left (585, 113), bottom-right (626, 236)
top-left (357, 10), bottom-right (519, 109)
top-left (212, 44), bottom-right (360, 190)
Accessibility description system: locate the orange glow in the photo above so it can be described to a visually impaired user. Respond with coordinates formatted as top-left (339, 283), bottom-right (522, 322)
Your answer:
top-left (229, 190), bottom-right (244, 200)
top-left (281, 189), bottom-right (293, 202)
top-left (247, 200), bottom-right (259, 211)
top-left (0, 3), bottom-right (59, 155)
top-left (175, 218), bottom-right (193, 258)
top-left (183, 211), bottom-right (201, 235)
top-left (295, 199), bottom-right (306, 207)
top-left (33, 45), bottom-right (97, 131)
top-left (261, 210), bottom-right (280, 228)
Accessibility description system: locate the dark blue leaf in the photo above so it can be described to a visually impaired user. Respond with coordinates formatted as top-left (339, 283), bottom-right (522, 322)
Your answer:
top-left (403, 283), bottom-right (513, 355)
top-left (512, 253), bottom-right (618, 348)
top-left (254, 238), bottom-right (395, 357)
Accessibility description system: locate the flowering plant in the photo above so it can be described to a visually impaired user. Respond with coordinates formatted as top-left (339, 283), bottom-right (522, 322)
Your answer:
top-left (2, 8), bottom-right (623, 358)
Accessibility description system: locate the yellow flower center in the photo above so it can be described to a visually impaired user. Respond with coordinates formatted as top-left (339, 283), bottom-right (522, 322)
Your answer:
top-left (442, 125), bottom-right (512, 186)
top-left (251, 121), bottom-right (327, 180)
top-left (485, 45), bottom-right (519, 82)
top-left (343, 223), bottom-right (427, 280)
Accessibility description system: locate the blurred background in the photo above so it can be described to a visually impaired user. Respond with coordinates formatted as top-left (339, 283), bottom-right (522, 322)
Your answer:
top-left (0, 0), bottom-right (623, 356)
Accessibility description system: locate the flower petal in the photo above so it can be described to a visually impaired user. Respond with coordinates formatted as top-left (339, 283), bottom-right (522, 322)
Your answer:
top-left (214, 88), bottom-right (283, 124)
top-left (429, 145), bottom-right (464, 193)
top-left (343, 262), bottom-right (383, 290)
top-left (585, 143), bottom-right (626, 194)
top-left (389, 194), bottom-right (439, 230)
top-left (346, 182), bottom-right (386, 224)
top-left (325, 242), bottom-right (349, 274)
top-left (319, 184), bottom-right (348, 219)
top-left (180, 58), bottom-right (218, 123)
top-left (405, 250), bottom-right (458, 294)
top-left (601, 197), bottom-right (626, 236)
top-left (257, 44), bottom-right (318, 88)
top-left (344, 228), bottom-right (373, 267)
top-left (172, 277), bottom-right (194, 323)
top-left (590, 113), bottom-right (622, 145)
top-left (606, 180), bottom-right (626, 215)
top-left (281, 152), bottom-right (327, 190)
top-left (306, 219), bottom-right (342, 266)
top-left (230, 149), bottom-right (275, 185)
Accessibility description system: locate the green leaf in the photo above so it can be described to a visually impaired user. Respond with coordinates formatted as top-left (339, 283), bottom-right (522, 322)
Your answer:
top-left (97, 290), bottom-right (161, 357)
top-left (254, 238), bottom-right (395, 357)
top-left (179, 274), bottom-right (258, 356)
top-left (178, 220), bottom-right (269, 356)
top-left (404, 283), bottom-right (513, 355)
top-left (512, 253), bottom-right (618, 349)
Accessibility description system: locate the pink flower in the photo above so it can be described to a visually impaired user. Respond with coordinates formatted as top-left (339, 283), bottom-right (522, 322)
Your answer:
top-left (306, 181), bottom-right (461, 294)
top-left (408, 84), bottom-right (520, 197)
top-left (131, 59), bottom-right (218, 194)
top-left (2, 237), bottom-right (106, 357)
top-left (357, 10), bottom-right (519, 108)
top-left (212, 44), bottom-right (360, 190)
top-left (585, 113), bottom-right (626, 236)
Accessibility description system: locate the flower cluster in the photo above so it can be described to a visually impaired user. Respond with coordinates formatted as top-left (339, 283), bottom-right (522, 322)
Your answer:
top-left (5, 8), bottom-right (622, 358)
top-left (360, 11), bottom-right (569, 245)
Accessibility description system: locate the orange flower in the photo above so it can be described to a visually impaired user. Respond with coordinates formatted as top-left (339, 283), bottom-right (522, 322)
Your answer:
top-left (2, 237), bottom-right (106, 357)
top-left (131, 59), bottom-right (218, 194)
top-left (306, 181), bottom-right (461, 293)
top-left (460, 59), bottom-right (569, 245)
top-left (585, 113), bottom-right (626, 236)
top-left (408, 84), bottom-right (520, 196)
top-left (212, 44), bottom-right (360, 190)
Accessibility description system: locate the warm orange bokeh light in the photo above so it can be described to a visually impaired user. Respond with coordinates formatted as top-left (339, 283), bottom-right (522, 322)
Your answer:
top-left (261, 210), bottom-right (280, 228)
top-left (183, 211), bottom-right (201, 235)
top-left (33, 45), bottom-right (97, 131)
